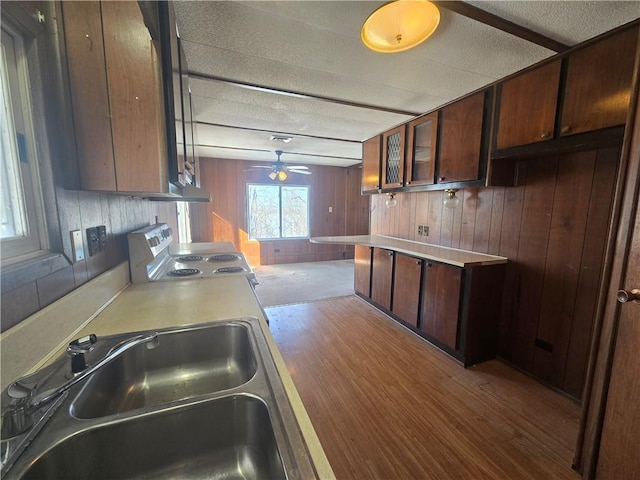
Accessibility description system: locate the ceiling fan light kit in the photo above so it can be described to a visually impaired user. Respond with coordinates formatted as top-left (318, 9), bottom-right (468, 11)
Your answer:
top-left (252, 150), bottom-right (311, 181)
top-left (361, 0), bottom-right (441, 53)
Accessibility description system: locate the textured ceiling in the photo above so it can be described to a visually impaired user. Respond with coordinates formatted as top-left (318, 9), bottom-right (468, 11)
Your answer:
top-left (174, 1), bottom-right (639, 167)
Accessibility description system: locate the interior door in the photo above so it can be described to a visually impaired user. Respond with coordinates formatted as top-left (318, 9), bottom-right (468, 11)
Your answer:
top-left (596, 199), bottom-right (640, 478)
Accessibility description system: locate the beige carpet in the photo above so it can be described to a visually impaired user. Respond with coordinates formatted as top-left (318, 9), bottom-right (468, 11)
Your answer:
top-left (252, 260), bottom-right (355, 307)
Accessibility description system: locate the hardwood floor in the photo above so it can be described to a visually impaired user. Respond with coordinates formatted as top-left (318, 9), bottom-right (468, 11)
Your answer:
top-left (267, 296), bottom-right (581, 480)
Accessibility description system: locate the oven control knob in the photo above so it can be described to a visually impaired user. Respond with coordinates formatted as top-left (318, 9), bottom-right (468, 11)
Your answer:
top-left (164, 228), bottom-right (172, 238)
top-left (148, 236), bottom-right (159, 247)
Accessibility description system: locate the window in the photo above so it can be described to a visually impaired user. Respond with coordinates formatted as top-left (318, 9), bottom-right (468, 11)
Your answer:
top-left (247, 184), bottom-right (309, 240)
top-left (1, 24), bottom-right (47, 263)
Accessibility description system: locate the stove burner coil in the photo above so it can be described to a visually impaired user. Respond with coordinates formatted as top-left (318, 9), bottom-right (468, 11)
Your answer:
top-left (215, 266), bottom-right (247, 274)
top-left (166, 268), bottom-right (202, 277)
top-left (207, 254), bottom-right (241, 262)
top-left (175, 255), bottom-right (204, 262)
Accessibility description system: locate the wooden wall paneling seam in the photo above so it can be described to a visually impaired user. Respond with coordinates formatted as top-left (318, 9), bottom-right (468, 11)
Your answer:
top-left (487, 187), bottom-right (506, 255)
top-left (510, 157), bottom-right (558, 370)
top-left (450, 195), bottom-right (464, 249)
top-left (470, 188), bottom-right (492, 254)
top-left (575, 29), bottom-right (640, 477)
top-left (562, 147), bottom-right (619, 398)
top-left (459, 188), bottom-right (478, 251)
top-left (531, 150), bottom-right (598, 388)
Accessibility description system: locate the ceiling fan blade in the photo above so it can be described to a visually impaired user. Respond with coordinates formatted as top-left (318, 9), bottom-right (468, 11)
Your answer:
top-left (288, 170), bottom-right (312, 175)
top-left (286, 165), bottom-right (309, 169)
top-left (248, 166), bottom-right (273, 169)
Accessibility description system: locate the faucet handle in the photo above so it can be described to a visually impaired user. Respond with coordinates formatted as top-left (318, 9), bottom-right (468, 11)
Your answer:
top-left (67, 334), bottom-right (98, 373)
top-left (67, 334), bottom-right (98, 353)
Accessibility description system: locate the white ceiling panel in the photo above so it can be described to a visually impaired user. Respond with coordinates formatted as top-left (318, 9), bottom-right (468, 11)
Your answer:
top-left (197, 123), bottom-right (362, 161)
top-left (190, 79), bottom-right (413, 141)
top-left (173, 1), bottom-right (639, 167)
top-left (468, 1), bottom-right (640, 46)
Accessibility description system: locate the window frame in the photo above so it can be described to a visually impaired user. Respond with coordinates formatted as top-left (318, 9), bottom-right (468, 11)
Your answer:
top-left (1, 22), bottom-right (48, 264)
top-left (246, 183), bottom-right (310, 241)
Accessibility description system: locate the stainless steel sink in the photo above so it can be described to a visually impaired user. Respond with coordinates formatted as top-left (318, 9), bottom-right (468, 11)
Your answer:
top-left (21, 395), bottom-right (286, 480)
top-left (1, 318), bottom-right (318, 480)
top-left (71, 324), bottom-right (257, 418)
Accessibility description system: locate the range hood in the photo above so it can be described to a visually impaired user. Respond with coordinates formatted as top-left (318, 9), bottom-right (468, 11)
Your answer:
top-left (174, 183), bottom-right (211, 202)
top-left (146, 182), bottom-right (211, 202)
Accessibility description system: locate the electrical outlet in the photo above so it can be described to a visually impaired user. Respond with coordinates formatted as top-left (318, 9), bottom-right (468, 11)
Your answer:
top-left (424, 225), bottom-right (429, 236)
top-left (86, 227), bottom-right (99, 256)
top-left (70, 230), bottom-right (85, 262)
top-left (274, 248), bottom-right (280, 253)
top-left (417, 225), bottom-right (423, 236)
top-left (97, 225), bottom-right (107, 251)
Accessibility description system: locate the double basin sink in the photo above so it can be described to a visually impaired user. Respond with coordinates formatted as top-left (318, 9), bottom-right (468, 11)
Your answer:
top-left (1, 318), bottom-right (316, 479)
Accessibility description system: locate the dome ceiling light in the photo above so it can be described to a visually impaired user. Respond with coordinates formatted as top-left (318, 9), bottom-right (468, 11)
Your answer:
top-left (361, 0), bottom-right (441, 53)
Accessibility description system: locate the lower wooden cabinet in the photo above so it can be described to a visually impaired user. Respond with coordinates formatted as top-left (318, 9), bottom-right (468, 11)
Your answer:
top-left (354, 248), bottom-right (506, 367)
top-left (421, 262), bottom-right (461, 350)
top-left (371, 248), bottom-right (393, 310)
top-left (392, 253), bottom-right (422, 328)
top-left (354, 245), bottom-right (372, 297)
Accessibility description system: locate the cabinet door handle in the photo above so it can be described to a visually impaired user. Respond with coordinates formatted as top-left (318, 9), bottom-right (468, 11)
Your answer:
top-left (439, 177), bottom-right (445, 182)
top-left (406, 181), bottom-right (411, 185)
top-left (540, 131), bottom-right (551, 139)
top-left (617, 289), bottom-right (640, 304)
top-left (560, 125), bottom-right (571, 134)
top-left (416, 260), bottom-right (422, 265)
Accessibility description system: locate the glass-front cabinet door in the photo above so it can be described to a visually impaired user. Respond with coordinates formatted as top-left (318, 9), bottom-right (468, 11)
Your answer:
top-left (406, 112), bottom-right (438, 186)
top-left (381, 125), bottom-right (405, 189)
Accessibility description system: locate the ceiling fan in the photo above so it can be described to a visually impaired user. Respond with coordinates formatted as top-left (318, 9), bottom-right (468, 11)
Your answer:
top-left (249, 150), bottom-right (311, 181)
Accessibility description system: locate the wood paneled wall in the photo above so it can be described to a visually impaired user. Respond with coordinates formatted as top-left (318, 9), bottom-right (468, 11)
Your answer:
top-left (190, 158), bottom-right (369, 266)
top-left (371, 147), bottom-right (619, 399)
top-left (1, 189), bottom-right (177, 332)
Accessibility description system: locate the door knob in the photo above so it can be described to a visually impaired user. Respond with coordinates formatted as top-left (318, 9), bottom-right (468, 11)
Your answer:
top-left (617, 289), bottom-right (640, 304)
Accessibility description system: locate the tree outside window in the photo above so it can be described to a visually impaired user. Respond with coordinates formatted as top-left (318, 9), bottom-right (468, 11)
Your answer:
top-left (247, 184), bottom-right (309, 240)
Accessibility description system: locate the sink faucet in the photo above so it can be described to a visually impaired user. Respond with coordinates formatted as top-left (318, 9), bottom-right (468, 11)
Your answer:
top-left (1, 332), bottom-right (159, 439)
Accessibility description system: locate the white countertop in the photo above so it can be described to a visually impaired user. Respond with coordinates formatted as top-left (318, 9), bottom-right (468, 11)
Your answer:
top-left (1, 265), bottom-right (334, 479)
top-left (311, 235), bottom-right (508, 267)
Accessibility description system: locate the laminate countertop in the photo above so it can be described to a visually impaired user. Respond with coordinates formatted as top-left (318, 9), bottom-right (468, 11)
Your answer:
top-left (311, 235), bottom-right (508, 267)
top-left (5, 273), bottom-right (334, 479)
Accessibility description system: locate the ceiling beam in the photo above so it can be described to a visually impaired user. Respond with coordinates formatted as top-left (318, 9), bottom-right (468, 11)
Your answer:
top-left (197, 121), bottom-right (364, 144)
top-left (197, 144), bottom-right (361, 162)
top-left (435, 1), bottom-right (570, 53)
top-left (188, 71), bottom-right (422, 117)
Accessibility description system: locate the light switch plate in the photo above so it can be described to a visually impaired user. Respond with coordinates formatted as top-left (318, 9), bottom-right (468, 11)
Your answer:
top-left (71, 230), bottom-right (85, 262)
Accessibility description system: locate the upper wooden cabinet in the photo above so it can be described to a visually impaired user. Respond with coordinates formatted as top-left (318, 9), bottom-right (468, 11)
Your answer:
top-left (361, 136), bottom-right (381, 193)
top-left (495, 25), bottom-right (638, 151)
top-left (406, 112), bottom-right (437, 186)
top-left (62, 1), bottom-right (168, 194)
top-left (559, 25), bottom-right (638, 137)
top-left (62, 1), bottom-right (116, 191)
top-left (381, 126), bottom-right (406, 189)
top-left (496, 60), bottom-right (561, 150)
top-left (438, 91), bottom-right (487, 183)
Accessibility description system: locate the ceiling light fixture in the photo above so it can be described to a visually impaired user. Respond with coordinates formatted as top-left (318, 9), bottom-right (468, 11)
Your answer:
top-left (443, 189), bottom-right (460, 209)
top-left (361, 0), bottom-right (440, 53)
top-left (278, 170), bottom-right (288, 181)
top-left (269, 171), bottom-right (277, 180)
top-left (385, 192), bottom-right (398, 208)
